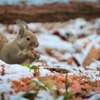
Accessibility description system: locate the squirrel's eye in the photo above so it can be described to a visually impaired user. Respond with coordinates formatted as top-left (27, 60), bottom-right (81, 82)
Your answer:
top-left (26, 37), bottom-right (31, 41)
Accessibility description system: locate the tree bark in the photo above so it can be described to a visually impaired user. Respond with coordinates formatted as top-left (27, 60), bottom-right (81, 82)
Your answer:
top-left (0, 2), bottom-right (100, 24)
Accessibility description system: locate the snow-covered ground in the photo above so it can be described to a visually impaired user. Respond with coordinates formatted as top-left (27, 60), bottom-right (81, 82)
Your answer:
top-left (0, 18), bottom-right (100, 100)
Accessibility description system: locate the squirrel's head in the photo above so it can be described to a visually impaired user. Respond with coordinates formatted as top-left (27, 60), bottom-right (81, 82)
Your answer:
top-left (16, 20), bottom-right (39, 49)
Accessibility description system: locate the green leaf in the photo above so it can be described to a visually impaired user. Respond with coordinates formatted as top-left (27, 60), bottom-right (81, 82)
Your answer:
top-left (29, 79), bottom-right (47, 91)
top-left (30, 65), bottom-right (40, 70)
top-left (23, 63), bottom-right (31, 69)
top-left (33, 79), bottom-right (47, 91)
top-left (23, 64), bottom-right (39, 71)
top-left (39, 85), bottom-right (47, 91)
top-left (29, 79), bottom-right (34, 83)
top-left (64, 91), bottom-right (74, 100)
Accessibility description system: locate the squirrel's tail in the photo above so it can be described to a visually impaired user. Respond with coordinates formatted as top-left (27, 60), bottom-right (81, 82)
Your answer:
top-left (0, 33), bottom-right (8, 51)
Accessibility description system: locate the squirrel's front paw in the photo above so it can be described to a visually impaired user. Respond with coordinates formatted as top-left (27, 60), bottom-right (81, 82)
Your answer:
top-left (28, 51), bottom-right (35, 58)
top-left (34, 52), bottom-right (40, 60)
top-left (28, 50), bottom-right (40, 61)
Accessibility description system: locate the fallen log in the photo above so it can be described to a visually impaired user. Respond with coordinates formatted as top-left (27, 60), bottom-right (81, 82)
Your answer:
top-left (0, 2), bottom-right (100, 24)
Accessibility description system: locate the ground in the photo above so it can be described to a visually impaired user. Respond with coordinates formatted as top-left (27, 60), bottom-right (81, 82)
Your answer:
top-left (0, 18), bottom-right (100, 100)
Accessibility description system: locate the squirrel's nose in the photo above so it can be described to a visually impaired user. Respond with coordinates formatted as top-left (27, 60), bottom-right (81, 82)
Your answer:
top-left (35, 43), bottom-right (39, 47)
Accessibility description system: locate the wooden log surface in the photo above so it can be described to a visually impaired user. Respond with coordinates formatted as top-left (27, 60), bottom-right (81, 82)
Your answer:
top-left (0, 2), bottom-right (100, 24)
top-left (82, 46), bottom-right (100, 67)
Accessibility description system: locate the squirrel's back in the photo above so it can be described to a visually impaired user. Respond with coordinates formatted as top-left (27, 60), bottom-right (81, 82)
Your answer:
top-left (0, 33), bottom-right (8, 50)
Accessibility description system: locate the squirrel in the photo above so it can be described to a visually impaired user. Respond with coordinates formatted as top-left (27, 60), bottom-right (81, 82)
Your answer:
top-left (0, 20), bottom-right (40, 64)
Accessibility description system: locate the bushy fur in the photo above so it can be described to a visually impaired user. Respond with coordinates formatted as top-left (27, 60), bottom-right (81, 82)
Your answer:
top-left (0, 20), bottom-right (39, 64)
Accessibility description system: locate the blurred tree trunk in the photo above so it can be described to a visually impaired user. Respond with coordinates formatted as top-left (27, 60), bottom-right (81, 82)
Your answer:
top-left (0, 2), bottom-right (100, 24)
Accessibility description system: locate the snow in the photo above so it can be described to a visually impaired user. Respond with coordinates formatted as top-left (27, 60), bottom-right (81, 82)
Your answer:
top-left (0, 60), bottom-right (34, 97)
top-left (39, 67), bottom-right (51, 77)
top-left (61, 53), bottom-right (72, 60)
top-left (73, 53), bottom-right (85, 64)
top-left (35, 90), bottom-right (54, 100)
top-left (86, 61), bottom-right (100, 70)
top-left (0, 18), bottom-right (100, 99)
top-left (84, 94), bottom-right (100, 100)
top-left (37, 34), bottom-right (75, 54)
top-left (0, 61), bottom-right (33, 77)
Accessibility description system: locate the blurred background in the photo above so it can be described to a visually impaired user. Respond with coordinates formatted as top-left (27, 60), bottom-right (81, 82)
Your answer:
top-left (0, 0), bottom-right (100, 23)
top-left (0, 0), bottom-right (71, 5)
top-left (0, 0), bottom-right (99, 5)
top-left (0, 1), bottom-right (100, 100)
top-left (0, 0), bottom-right (100, 66)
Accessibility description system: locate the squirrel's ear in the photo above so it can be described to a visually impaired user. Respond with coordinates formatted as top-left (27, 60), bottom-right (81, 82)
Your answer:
top-left (19, 28), bottom-right (24, 37)
top-left (16, 19), bottom-right (24, 29)
top-left (16, 19), bottom-right (29, 30)
top-left (22, 21), bottom-right (29, 29)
